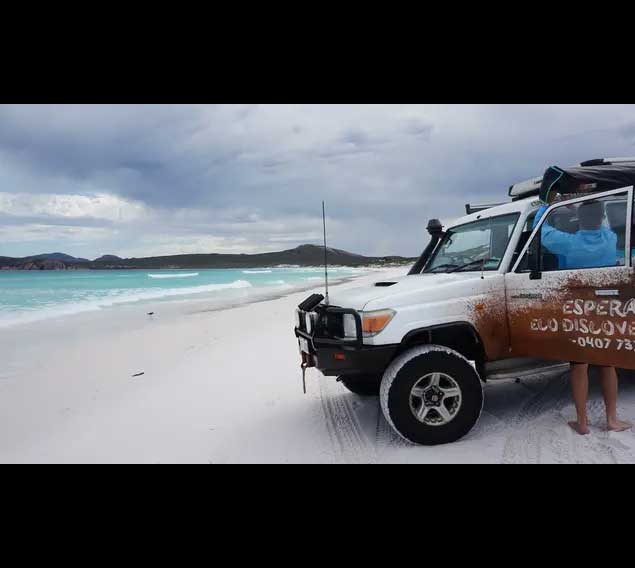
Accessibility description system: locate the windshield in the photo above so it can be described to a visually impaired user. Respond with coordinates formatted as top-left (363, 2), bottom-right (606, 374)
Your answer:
top-left (425, 213), bottom-right (520, 273)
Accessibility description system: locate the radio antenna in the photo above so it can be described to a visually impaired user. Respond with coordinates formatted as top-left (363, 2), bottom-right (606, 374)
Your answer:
top-left (322, 201), bottom-right (329, 304)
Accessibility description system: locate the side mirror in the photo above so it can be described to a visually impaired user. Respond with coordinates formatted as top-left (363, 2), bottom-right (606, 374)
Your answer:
top-left (528, 236), bottom-right (542, 280)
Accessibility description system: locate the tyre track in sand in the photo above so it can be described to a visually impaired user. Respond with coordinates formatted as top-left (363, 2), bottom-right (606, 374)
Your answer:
top-left (502, 371), bottom-right (635, 464)
top-left (318, 376), bottom-right (376, 464)
top-left (374, 404), bottom-right (411, 458)
top-left (318, 369), bottom-right (635, 464)
top-left (502, 372), bottom-right (571, 464)
top-left (318, 376), bottom-right (410, 463)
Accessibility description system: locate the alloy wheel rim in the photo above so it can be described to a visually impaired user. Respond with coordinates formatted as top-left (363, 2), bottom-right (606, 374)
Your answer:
top-left (409, 372), bottom-right (462, 427)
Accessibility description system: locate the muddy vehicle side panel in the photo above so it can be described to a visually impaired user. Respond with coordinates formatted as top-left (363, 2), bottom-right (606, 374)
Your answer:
top-left (506, 268), bottom-right (635, 368)
top-left (468, 287), bottom-right (512, 362)
top-left (506, 187), bottom-right (635, 369)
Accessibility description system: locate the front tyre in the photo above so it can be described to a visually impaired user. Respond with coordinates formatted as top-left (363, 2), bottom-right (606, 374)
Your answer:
top-left (380, 345), bottom-right (483, 446)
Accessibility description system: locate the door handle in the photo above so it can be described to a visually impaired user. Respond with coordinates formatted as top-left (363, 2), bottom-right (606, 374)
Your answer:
top-left (510, 293), bottom-right (543, 300)
top-left (595, 290), bottom-right (619, 297)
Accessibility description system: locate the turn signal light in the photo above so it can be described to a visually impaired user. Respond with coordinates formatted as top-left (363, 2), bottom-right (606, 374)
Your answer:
top-left (361, 309), bottom-right (396, 337)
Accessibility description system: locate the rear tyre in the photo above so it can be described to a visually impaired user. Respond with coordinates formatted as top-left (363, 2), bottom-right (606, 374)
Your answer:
top-left (339, 375), bottom-right (381, 397)
top-left (380, 345), bottom-right (483, 446)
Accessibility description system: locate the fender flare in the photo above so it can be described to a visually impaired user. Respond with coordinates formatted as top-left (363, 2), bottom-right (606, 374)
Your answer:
top-left (397, 321), bottom-right (487, 379)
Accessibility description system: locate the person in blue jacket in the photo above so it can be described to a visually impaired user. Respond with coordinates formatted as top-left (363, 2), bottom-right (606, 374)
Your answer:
top-left (533, 199), bottom-right (631, 435)
top-left (533, 201), bottom-right (618, 269)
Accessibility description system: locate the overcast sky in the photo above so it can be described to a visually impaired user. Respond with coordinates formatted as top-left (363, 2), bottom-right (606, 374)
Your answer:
top-left (1, 104), bottom-right (635, 259)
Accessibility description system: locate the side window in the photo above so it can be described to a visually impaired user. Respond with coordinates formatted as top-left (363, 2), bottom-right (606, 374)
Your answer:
top-left (518, 192), bottom-right (628, 273)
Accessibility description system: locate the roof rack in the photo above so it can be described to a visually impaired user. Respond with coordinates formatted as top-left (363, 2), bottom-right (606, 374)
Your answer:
top-left (465, 203), bottom-right (507, 215)
top-left (508, 177), bottom-right (543, 200)
top-left (579, 157), bottom-right (635, 167)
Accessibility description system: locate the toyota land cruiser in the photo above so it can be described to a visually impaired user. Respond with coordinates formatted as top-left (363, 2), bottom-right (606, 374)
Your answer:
top-left (295, 158), bottom-right (635, 445)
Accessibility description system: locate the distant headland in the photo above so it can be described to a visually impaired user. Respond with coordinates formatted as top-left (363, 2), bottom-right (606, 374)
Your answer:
top-left (0, 245), bottom-right (416, 271)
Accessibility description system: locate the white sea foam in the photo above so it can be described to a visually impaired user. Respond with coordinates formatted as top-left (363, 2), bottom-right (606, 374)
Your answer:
top-left (122, 280), bottom-right (252, 302)
top-left (0, 279), bottom-right (253, 328)
top-left (0, 265), bottom-right (369, 330)
top-left (148, 272), bottom-right (199, 279)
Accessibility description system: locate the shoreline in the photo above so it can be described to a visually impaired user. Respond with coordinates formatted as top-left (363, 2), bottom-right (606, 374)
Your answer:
top-left (0, 263), bottom-right (415, 272)
top-left (0, 266), bottom-right (407, 464)
top-left (184, 275), bottom-right (360, 316)
top-left (0, 265), bottom-right (411, 271)
top-left (0, 267), bottom-right (393, 331)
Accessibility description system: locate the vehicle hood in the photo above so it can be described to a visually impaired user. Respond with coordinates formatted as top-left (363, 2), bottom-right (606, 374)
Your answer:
top-left (327, 272), bottom-right (500, 311)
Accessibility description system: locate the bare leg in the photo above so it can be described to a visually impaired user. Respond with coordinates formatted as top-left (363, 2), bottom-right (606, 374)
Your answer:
top-left (568, 364), bottom-right (590, 435)
top-left (599, 367), bottom-right (632, 432)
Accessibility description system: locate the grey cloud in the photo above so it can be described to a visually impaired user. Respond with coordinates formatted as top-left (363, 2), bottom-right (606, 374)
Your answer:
top-left (235, 104), bottom-right (259, 121)
top-left (619, 122), bottom-right (635, 142)
top-left (339, 129), bottom-right (374, 147)
top-left (119, 160), bottom-right (165, 175)
top-left (404, 119), bottom-right (434, 138)
top-left (0, 213), bottom-right (115, 228)
top-left (2, 104), bottom-right (635, 259)
top-left (317, 146), bottom-right (375, 160)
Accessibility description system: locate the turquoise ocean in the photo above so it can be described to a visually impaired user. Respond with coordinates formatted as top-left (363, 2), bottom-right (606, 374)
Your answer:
top-left (0, 267), bottom-right (364, 328)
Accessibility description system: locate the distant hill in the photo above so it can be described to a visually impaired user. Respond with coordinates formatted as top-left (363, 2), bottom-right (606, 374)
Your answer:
top-left (0, 245), bottom-right (416, 271)
top-left (27, 253), bottom-right (90, 263)
top-left (94, 255), bottom-right (122, 262)
top-left (89, 244), bottom-right (413, 269)
top-left (0, 257), bottom-right (82, 271)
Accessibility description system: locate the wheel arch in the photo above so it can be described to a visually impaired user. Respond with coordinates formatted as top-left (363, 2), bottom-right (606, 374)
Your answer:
top-left (396, 322), bottom-right (487, 380)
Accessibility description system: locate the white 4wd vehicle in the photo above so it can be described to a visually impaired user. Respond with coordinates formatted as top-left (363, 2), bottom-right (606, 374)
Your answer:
top-left (295, 158), bottom-right (635, 445)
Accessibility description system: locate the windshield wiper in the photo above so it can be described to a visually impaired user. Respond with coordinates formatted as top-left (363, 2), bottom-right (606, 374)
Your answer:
top-left (448, 259), bottom-right (498, 273)
top-left (425, 263), bottom-right (460, 273)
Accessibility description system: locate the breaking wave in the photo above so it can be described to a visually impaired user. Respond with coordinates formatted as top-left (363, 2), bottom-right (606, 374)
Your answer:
top-left (148, 272), bottom-right (199, 279)
top-left (242, 270), bottom-right (272, 274)
top-left (0, 279), bottom-right (252, 328)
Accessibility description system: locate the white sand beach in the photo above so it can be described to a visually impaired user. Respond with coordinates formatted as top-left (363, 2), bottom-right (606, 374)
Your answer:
top-left (2, 267), bottom-right (635, 464)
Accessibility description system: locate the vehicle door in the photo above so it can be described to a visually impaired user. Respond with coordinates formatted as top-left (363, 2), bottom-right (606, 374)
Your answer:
top-left (505, 187), bottom-right (635, 368)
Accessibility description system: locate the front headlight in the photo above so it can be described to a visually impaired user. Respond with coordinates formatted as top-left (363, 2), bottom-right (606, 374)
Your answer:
top-left (295, 309), bottom-right (302, 329)
top-left (361, 309), bottom-right (396, 337)
top-left (342, 313), bottom-right (358, 338)
top-left (305, 312), bottom-right (316, 334)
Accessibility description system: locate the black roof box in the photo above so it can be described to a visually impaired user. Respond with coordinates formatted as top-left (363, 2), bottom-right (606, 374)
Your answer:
top-left (540, 160), bottom-right (635, 202)
top-left (509, 158), bottom-right (635, 201)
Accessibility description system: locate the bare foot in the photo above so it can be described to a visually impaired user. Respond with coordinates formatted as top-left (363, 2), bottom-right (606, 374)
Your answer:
top-left (607, 419), bottom-right (633, 432)
top-left (568, 421), bottom-right (591, 435)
